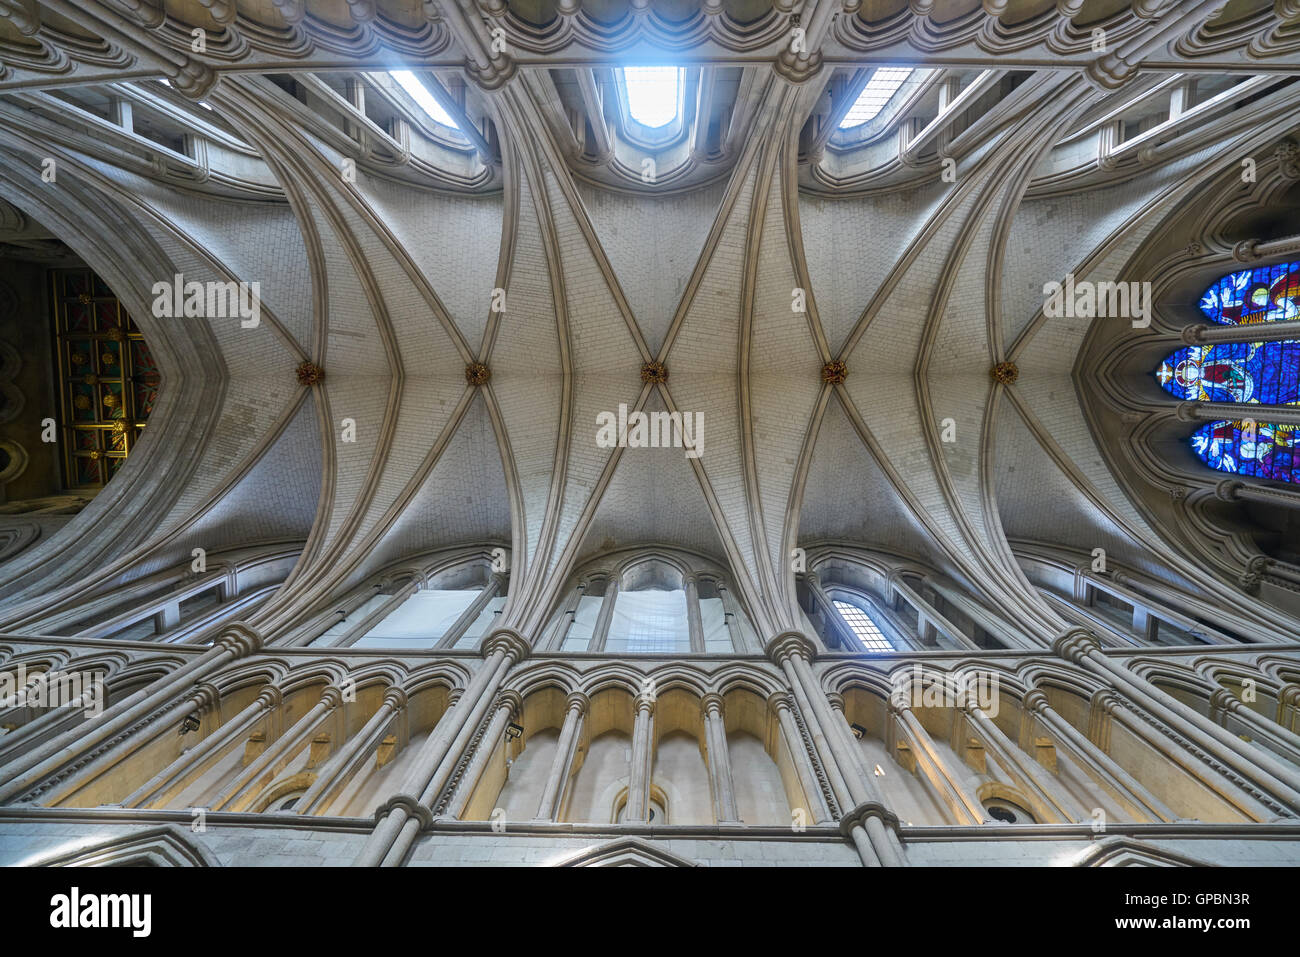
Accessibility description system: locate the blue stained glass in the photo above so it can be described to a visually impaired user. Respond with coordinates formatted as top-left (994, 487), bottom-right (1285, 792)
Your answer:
top-left (1156, 341), bottom-right (1300, 405)
top-left (1192, 420), bottom-right (1299, 484)
top-left (1199, 260), bottom-right (1300, 325)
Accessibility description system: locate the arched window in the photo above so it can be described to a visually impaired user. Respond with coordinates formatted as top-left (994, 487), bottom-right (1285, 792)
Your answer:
top-left (621, 67), bottom-right (683, 129)
top-left (1152, 261), bottom-right (1300, 485)
top-left (386, 70), bottom-right (459, 131)
top-left (307, 555), bottom-right (506, 649)
top-left (546, 554), bottom-right (751, 654)
top-left (832, 599), bottom-right (894, 652)
top-left (839, 68), bottom-right (914, 128)
top-left (1198, 260), bottom-right (1300, 324)
top-left (606, 588), bottom-right (690, 654)
top-left (1190, 419), bottom-right (1298, 484)
top-left (1157, 341), bottom-right (1300, 406)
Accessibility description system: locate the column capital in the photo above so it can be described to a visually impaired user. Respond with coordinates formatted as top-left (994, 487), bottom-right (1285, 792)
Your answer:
top-left (189, 682), bottom-right (221, 713)
top-left (319, 686), bottom-right (346, 710)
top-left (888, 688), bottom-right (913, 715)
top-left (765, 631), bottom-right (817, 665)
top-left (373, 794), bottom-right (433, 830)
top-left (1051, 627), bottom-right (1100, 663)
top-left (216, 622), bottom-right (264, 658)
top-left (773, 48), bottom-right (824, 85)
top-left (701, 692), bottom-right (725, 718)
top-left (465, 54), bottom-right (517, 92)
top-left (837, 801), bottom-right (901, 838)
top-left (1022, 688), bottom-right (1051, 715)
top-left (766, 691), bottom-right (795, 714)
top-left (564, 691), bottom-right (590, 716)
top-left (497, 689), bottom-right (524, 717)
top-left (1208, 687), bottom-right (1241, 713)
top-left (826, 692), bottom-right (845, 712)
top-left (383, 687), bottom-right (409, 711)
top-left (256, 686), bottom-right (284, 710)
top-left (1091, 688), bottom-right (1123, 716)
top-left (634, 692), bottom-right (656, 716)
top-left (481, 629), bottom-right (529, 664)
top-left (1215, 478), bottom-right (1245, 502)
top-left (1232, 239), bottom-right (1261, 262)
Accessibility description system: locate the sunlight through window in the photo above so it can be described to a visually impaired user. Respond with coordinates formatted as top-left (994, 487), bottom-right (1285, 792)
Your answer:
top-left (389, 70), bottom-right (457, 129)
top-left (623, 66), bottom-right (683, 128)
top-left (839, 68), bottom-right (914, 128)
top-left (833, 600), bottom-right (894, 652)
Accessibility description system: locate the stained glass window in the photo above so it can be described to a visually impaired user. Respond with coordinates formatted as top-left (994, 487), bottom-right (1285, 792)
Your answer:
top-left (1199, 260), bottom-right (1300, 325)
top-left (1191, 420), bottom-right (1298, 483)
top-left (1156, 341), bottom-right (1300, 405)
top-left (51, 269), bottom-right (158, 489)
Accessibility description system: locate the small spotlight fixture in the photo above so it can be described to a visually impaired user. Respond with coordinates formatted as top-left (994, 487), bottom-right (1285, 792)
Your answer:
top-left (850, 722), bottom-right (867, 739)
top-left (874, 763), bottom-right (886, 777)
top-left (505, 722), bottom-right (523, 740)
top-left (179, 713), bottom-right (202, 736)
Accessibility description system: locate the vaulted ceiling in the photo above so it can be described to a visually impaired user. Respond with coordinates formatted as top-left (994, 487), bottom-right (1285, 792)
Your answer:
top-left (2, 0), bottom-right (1300, 645)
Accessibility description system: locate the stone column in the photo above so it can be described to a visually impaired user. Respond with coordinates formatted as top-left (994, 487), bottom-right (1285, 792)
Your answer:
top-left (444, 690), bottom-right (522, 820)
top-left (701, 693), bottom-right (740, 823)
top-left (298, 688), bottom-right (409, 815)
top-left (214, 685), bottom-right (345, 812)
top-left (123, 686), bottom-right (283, 809)
top-left (1208, 686), bottom-right (1300, 764)
top-left (1093, 688), bottom-right (1279, 821)
top-left (685, 577), bottom-right (705, 654)
top-left (625, 692), bottom-right (655, 822)
top-left (1212, 478), bottom-right (1300, 513)
top-left (353, 631), bottom-right (528, 866)
top-left (715, 581), bottom-right (750, 653)
top-left (767, 632), bottom-right (906, 866)
top-left (0, 667), bottom-right (115, 763)
top-left (436, 573), bottom-right (505, 649)
top-left (769, 637), bottom-right (854, 809)
top-left (768, 692), bottom-right (833, 824)
top-left (36, 681), bottom-right (221, 808)
top-left (889, 692), bottom-right (985, 825)
top-left (839, 802), bottom-right (905, 868)
top-left (825, 692), bottom-right (874, 786)
top-left (331, 580), bottom-right (417, 648)
top-left (1231, 230), bottom-right (1300, 263)
top-left (1280, 684), bottom-right (1300, 737)
top-left (1176, 400), bottom-right (1300, 429)
top-left (534, 692), bottom-right (588, 821)
top-left (1055, 628), bottom-right (1300, 813)
top-left (1022, 689), bottom-right (1176, 823)
top-left (960, 694), bottom-right (1084, 823)
top-left (589, 578), bottom-right (619, 652)
top-left (887, 574), bottom-right (980, 651)
top-left (0, 624), bottom-right (263, 804)
top-left (542, 583), bottom-right (585, 651)
top-left (434, 574), bottom-right (499, 650)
